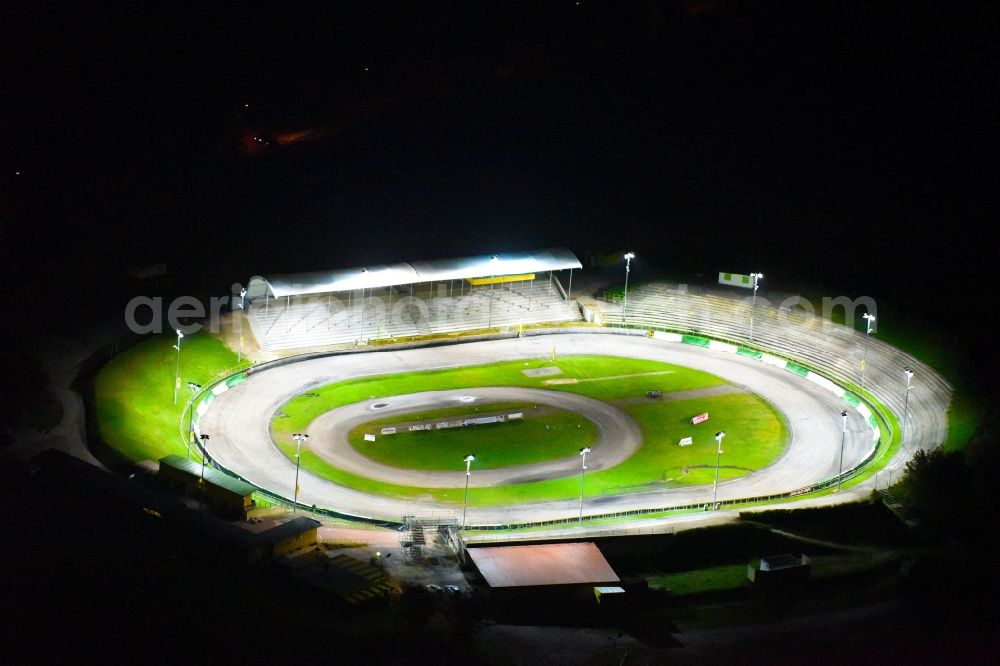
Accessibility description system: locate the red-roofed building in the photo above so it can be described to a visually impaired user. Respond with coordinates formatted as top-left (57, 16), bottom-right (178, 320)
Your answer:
top-left (468, 542), bottom-right (620, 597)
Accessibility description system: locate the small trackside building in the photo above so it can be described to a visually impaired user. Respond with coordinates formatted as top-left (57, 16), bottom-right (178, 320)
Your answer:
top-left (255, 516), bottom-right (322, 559)
top-left (157, 455), bottom-right (256, 520)
top-left (747, 553), bottom-right (811, 585)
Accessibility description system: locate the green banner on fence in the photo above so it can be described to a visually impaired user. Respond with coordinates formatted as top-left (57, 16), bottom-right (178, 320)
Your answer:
top-left (681, 334), bottom-right (711, 347)
top-left (785, 361), bottom-right (810, 377)
top-left (226, 372), bottom-right (247, 388)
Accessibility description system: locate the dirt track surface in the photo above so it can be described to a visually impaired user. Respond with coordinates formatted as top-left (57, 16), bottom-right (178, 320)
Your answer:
top-left (308, 386), bottom-right (642, 488)
top-left (200, 333), bottom-right (895, 524)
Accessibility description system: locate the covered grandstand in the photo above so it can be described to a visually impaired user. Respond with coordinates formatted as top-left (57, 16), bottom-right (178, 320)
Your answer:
top-left (244, 248), bottom-right (583, 350)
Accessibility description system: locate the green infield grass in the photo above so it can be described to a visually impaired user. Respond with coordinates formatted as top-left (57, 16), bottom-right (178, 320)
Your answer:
top-left (348, 402), bottom-right (599, 470)
top-left (647, 564), bottom-right (751, 596)
top-left (272, 355), bottom-right (789, 506)
top-left (272, 354), bottom-right (724, 436)
top-left (94, 332), bottom-right (239, 462)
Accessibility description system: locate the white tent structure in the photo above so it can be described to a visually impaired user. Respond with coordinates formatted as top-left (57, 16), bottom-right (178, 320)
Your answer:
top-left (244, 248), bottom-right (583, 351)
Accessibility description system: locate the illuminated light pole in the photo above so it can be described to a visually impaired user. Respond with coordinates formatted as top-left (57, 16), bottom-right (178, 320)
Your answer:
top-left (237, 288), bottom-right (247, 364)
top-left (462, 453), bottom-right (476, 531)
top-left (712, 431), bottom-right (725, 509)
top-left (186, 382), bottom-right (201, 459)
top-left (748, 272), bottom-right (763, 342)
top-left (359, 268), bottom-right (369, 343)
top-left (199, 433), bottom-right (210, 480)
top-left (199, 433), bottom-right (210, 511)
top-left (578, 446), bottom-right (591, 526)
top-left (861, 312), bottom-right (876, 390)
top-left (292, 433), bottom-right (309, 513)
top-left (902, 367), bottom-right (914, 448)
top-left (837, 410), bottom-right (849, 492)
top-left (488, 255), bottom-right (498, 329)
top-left (172, 329), bottom-right (184, 405)
top-left (621, 252), bottom-right (635, 326)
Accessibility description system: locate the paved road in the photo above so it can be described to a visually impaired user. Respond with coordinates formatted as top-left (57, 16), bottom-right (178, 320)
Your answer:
top-left (200, 333), bottom-right (880, 523)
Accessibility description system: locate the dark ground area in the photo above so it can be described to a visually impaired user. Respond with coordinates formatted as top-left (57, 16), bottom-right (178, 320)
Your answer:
top-left (3, 461), bottom-right (1000, 663)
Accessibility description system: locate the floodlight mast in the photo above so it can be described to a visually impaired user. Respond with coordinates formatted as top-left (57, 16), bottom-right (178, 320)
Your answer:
top-left (748, 272), bottom-right (763, 342)
top-left (198, 433), bottom-right (210, 511)
top-left (462, 453), bottom-right (476, 532)
top-left (578, 446), bottom-right (591, 526)
top-left (861, 313), bottom-right (876, 389)
top-left (186, 381), bottom-right (202, 459)
top-left (488, 255), bottom-right (499, 329)
top-left (712, 431), bottom-right (726, 509)
top-left (292, 433), bottom-right (309, 513)
top-left (902, 367), bottom-right (914, 450)
top-left (237, 288), bottom-right (247, 363)
top-left (359, 268), bottom-right (369, 344)
top-left (199, 433), bottom-right (210, 480)
top-left (837, 410), bottom-right (849, 492)
top-left (172, 329), bottom-right (184, 405)
top-left (622, 252), bottom-right (635, 326)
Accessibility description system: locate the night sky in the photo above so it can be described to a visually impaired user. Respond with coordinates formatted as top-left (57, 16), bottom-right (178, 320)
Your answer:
top-left (1, 2), bottom-right (996, 347)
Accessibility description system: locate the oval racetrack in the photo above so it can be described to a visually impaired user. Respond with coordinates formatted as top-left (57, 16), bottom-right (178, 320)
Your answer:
top-left (200, 332), bottom-right (897, 524)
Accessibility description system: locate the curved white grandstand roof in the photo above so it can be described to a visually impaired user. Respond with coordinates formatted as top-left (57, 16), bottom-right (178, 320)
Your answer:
top-left (247, 248), bottom-right (582, 299)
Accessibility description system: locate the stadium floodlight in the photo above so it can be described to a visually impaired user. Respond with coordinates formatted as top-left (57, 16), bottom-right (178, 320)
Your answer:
top-left (902, 367), bottom-right (914, 446)
top-left (578, 447), bottom-right (591, 527)
top-left (237, 288), bottom-right (247, 363)
top-left (488, 256), bottom-right (499, 328)
top-left (837, 410), bottom-right (849, 492)
top-left (712, 431), bottom-right (726, 509)
top-left (748, 272), bottom-right (763, 342)
top-left (622, 252), bottom-right (635, 326)
top-left (185, 381), bottom-right (202, 460)
top-left (861, 312), bottom-right (876, 389)
top-left (172, 329), bottom-right (184, 405)
top-left (462, 453), bottom-right (476, 532)
top-left (198, 433), bottom-right (210, 477)
top-left (198, 433), bottom-right (210, 510)
top-left (359, 268), bottom-right (369, 343)
top-left (292, 433), bottom-right (309, 512)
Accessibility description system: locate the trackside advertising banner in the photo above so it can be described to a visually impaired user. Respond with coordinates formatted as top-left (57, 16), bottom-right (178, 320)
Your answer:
top-left (718, 272), bottom-right (752, 288)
